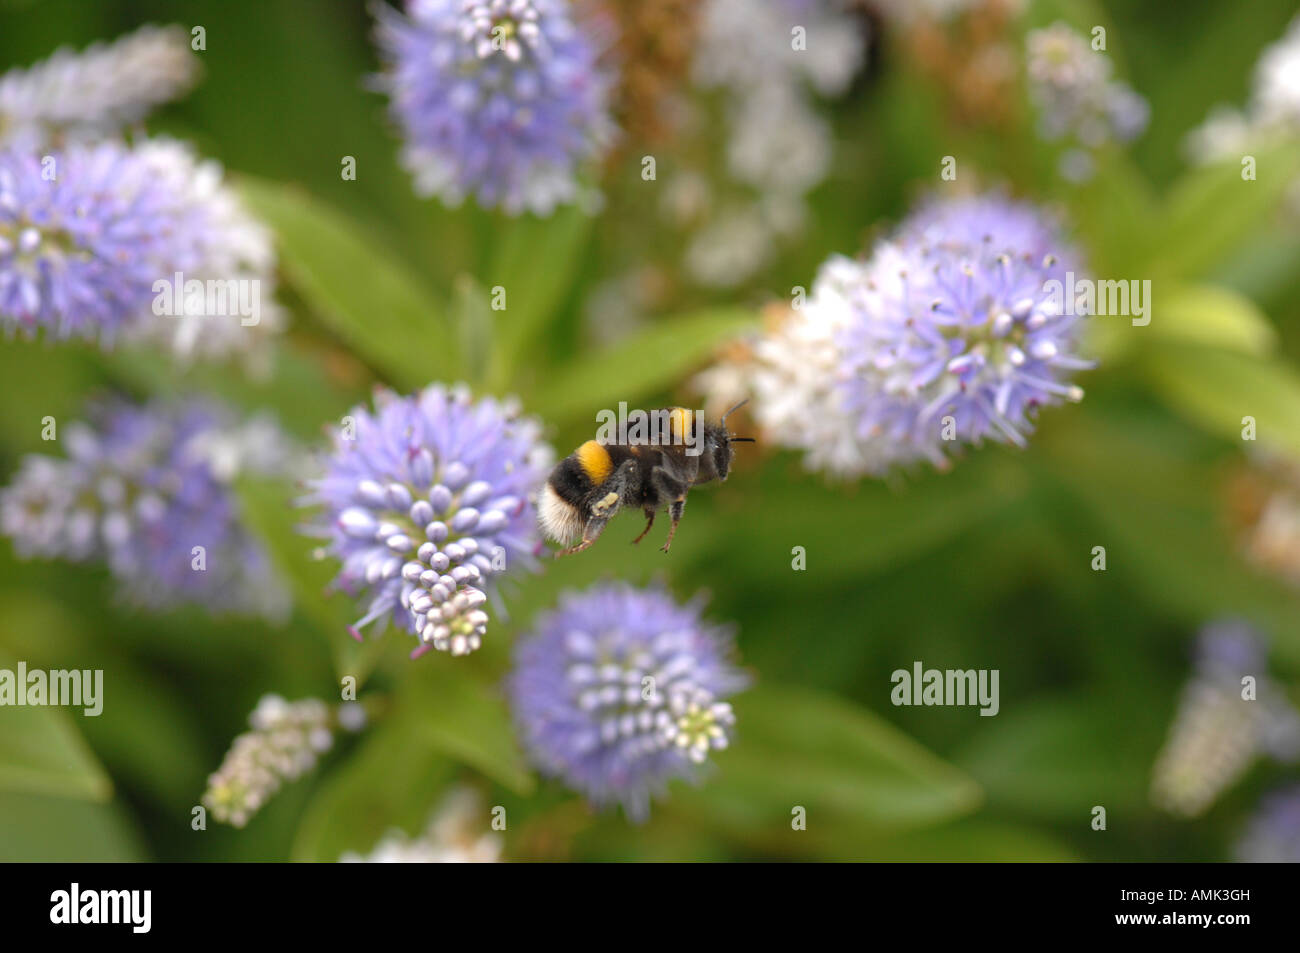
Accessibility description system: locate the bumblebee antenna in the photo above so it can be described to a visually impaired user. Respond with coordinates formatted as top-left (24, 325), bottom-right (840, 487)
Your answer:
top-left (721, 399), bottom-right (750, 427)
top-left (729, 437), bottom-right (756, 443)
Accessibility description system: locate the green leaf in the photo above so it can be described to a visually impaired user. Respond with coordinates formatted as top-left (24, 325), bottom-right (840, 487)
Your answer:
top-left (1215, 227), bottom-right (1300, 305)
top-left (855, 820), bottom-right (1080, 862)
top-left (449, 273), bottom-right (493, 387)
top-left (1021, 0), bottom-right (1115, 32)
top-left (0, 793), bottom-right (145, 862)
top-left (234, 476), bottom-right (389, 685)
top-left (692, 451), bottom-right (1029, 585)
top-left (571, 811), bottom-right (733, 861)
top-left (1091, 283), bottom-right (1278, 364)
top-left (1143, 139), bottom-right (1300, 281)
top-left (0, 652), bottom-right (112, 801)
top-left (1144, 284), bottom-right (1277, 355)
top-left (486, 204), bottom-right (594, 388)
top-left (1144, 343), bottom-right (1300, 458)
top-left (0, 593), bottom-right (208, 807)
top-left (238, 176), bottom-right (453, 388)
top-left (955, 697), bottom-right (1157, 820)
top-left (1065, 149), bottom-right (1158, 277)
top-left (291, 710), bottom-right (457, 862)
top-left (675, 685), bottom-right (981, 853)
top-left (0, 338), bottom-right (102, 454)
top-left (93, 341), bottom-right (364, 445)
top-left (1035, 410), bottom-right (1300, 663)
top-left (402, 661), bottom-right (535, 796)
top-left (531, 308), bottom-right (756, 422)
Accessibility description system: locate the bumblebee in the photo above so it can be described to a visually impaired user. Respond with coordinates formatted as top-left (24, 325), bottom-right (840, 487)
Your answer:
top-left (539, 402), bottom-right (753, 556)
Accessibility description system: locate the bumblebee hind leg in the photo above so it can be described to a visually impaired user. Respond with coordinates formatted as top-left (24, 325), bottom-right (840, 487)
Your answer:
top-left (557, 516), bottom-right (609, 557)
top-left (556, 460), bottom-right (640, 557)
top-left (631, 509), bottom-right (656, 544)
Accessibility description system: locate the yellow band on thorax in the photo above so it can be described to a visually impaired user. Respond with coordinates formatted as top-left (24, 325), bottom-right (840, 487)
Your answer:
top-left (576, 440), bottom-right (614, 483)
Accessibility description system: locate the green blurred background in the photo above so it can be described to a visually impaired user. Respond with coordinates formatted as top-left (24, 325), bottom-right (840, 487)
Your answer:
top-left (2, 0), bottom-right (1300, 861)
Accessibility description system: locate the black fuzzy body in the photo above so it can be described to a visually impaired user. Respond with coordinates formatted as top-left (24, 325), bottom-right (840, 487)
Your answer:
top-left (539, 414), bottom-right (736, 555)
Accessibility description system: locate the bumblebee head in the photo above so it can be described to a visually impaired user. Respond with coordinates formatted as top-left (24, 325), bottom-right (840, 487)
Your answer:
top-left (698, 400), bottom-right (754, 483)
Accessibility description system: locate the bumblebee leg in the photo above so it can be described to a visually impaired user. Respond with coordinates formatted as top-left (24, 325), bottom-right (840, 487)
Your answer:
top-left (647, 465), bottom-right (689, 554)
top-left (631, 509), bottom-right (656, 544)
top-left (591, 490), bottom-right (620, 518)
top-left (592, 460), bottom-right (639, 519)
top-left (557, 516), bottom-right (609, 557)
top-left (557, 461), bottom-right (639, 557)
top-left (661, 498), bottom-right (685, 552)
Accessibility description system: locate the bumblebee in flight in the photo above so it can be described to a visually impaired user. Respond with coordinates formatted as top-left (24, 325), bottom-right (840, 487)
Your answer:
top-left (539, 402), bottom-right (753, 556)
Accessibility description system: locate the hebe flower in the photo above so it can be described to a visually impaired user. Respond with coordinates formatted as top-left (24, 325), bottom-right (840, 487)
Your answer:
top-left (750, 193), bottom-right (1093, 477)
top-left (507, 582), bottom-right (748, 820)
top-left (122, 138), bottom-right (284, 367)
top-left (0, 397), bottom-right (290, 617)
top-left (0, 24), bottom-right (197, 151)
top-left (373, 0), bottom-right (613, 215)
top-left (1252, 14), bottom-right (1300, 128)
top-left (1151, 619), bottom-right (1300, 817)
top-left (0, 27), bottom-right (281, 362)
top-left (694, 0), bottom-right (864, 101)
top-left (0, 140), bottom-right (208, 343)
top-left (749, 256), bottom-right (884, 476)
top-left (303, 384), bottom-right (550, 657)
top-left (839, 196), bottom-right (1092, 466)
top-left (1025, 22), bottom-right (1148, 179)
top-left (1, 138), bottom-right (282, 360)
top-left (682, 0), bottom-right (864, 289)
top-left (203, 695), bottom-right (334, 828)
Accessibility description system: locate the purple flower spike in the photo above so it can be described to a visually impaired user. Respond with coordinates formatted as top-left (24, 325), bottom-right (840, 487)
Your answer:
top-left (0, 397), bottom-right (290, 617)
top-left (751, 193), bottom-right (1094, 477)
top-left (837, 195), bottom-right (1093, 472)
top-left (1151, 618), bottom-right (1300, 817)
top-left (373, 0), bottom-right (613, 215)
top-left (303, 383), bottom-right (551, 657)
top-left (0, 25), bottom-right (198, 151)
top-left (0, 141), bottom-right (209, 343)
top-left (507, 582), bottom-right (748, 820)
top-left (1025, 22), bottom-right (1149, 179)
